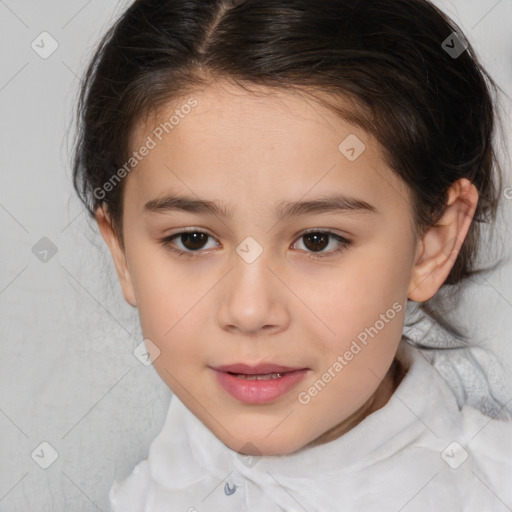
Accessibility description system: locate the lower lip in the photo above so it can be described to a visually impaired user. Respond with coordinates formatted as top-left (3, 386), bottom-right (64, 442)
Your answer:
top-left (214, 369), bottom-right (308, 404)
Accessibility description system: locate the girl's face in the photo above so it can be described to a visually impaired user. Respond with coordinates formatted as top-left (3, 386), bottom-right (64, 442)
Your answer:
top-left (109, 81), bottom-right (422, 455)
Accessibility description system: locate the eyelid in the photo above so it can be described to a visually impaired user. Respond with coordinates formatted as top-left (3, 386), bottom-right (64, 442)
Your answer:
top-left (298, 227), bottom-right (352, 239)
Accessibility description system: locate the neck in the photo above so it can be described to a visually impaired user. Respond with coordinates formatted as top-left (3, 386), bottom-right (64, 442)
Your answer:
top-left (306, 357), bottom-right (405, 448)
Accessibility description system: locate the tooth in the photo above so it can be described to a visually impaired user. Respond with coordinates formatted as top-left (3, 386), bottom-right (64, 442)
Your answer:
top-left (235, 372), bottom-right (283, 380)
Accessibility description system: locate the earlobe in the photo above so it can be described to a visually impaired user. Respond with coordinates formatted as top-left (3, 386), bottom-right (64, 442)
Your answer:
top-left (95, 205), bottom-right (137, 307)
top-left (407, 179), bottom-right (478, 302)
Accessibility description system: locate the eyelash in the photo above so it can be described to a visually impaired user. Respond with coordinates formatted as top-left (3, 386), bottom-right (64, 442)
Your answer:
top-left (159, 228), bottom-right (352, 260)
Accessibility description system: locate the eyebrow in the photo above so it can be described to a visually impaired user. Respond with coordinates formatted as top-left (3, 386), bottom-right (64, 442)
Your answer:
top-left (144, 193), bottom-right (377, 220)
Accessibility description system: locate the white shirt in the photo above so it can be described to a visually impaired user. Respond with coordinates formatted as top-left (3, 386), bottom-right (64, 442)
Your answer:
top-left (109, 341), bottom-right (512, 511)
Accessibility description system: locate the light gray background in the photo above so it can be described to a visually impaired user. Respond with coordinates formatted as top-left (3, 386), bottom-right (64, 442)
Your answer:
top-left (0, 1), bottom-right (511, 510)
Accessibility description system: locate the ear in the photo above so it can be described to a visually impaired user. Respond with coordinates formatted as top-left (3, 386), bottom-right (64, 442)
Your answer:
top-left (408, 179), bottom-right (479, 302)
top-left (95, 205), bottom-right (137, 307)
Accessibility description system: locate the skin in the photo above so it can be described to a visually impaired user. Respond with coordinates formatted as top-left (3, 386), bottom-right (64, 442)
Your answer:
top-left (97, 80), bottom-right (478, 456)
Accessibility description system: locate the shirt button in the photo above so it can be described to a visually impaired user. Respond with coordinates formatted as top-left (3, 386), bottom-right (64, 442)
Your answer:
top-left (224, 481), bottom-right (237, 496)
top-left (224, 473), bottom-right (245, 496)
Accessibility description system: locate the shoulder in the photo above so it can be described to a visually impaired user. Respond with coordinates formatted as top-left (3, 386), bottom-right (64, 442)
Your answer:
top-left (458, 404), bottom-right (512, 504)
top-left (384, 343), bottom-right (512, 507)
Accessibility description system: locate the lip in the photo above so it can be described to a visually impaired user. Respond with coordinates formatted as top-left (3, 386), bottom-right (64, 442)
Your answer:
top-left (211, 363), bottom-right (309, 404)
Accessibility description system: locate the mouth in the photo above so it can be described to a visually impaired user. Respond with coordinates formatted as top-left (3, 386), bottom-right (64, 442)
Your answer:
top-left (211, 363), bottom-right (309, 404)
top-left (230, 372), bottom-right (285, 380)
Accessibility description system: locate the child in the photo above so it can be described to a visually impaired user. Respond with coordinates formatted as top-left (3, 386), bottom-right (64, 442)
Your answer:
top-left (72, 0), bottom-right (512, 510)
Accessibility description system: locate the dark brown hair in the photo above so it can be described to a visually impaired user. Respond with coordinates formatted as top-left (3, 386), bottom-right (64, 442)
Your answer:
top-left (72, 0), bottom-right (504, 342)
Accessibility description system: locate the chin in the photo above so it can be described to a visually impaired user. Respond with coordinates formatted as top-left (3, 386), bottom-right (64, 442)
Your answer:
top-left (217, 424), bottom-right (310, 457)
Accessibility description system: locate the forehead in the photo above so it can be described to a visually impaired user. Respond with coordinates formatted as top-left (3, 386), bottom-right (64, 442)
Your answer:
top-left (127, 80), bottom-right (412, 219)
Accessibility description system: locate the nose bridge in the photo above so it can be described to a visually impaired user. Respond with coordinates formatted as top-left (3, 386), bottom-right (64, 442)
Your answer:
top-left (230, 232), bottom-right (275, 296)
top-left (217, 231), bottom-right (288, 333)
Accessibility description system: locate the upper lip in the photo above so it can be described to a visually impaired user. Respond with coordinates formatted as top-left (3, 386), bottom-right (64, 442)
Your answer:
top-left (212, 363), bottom-right (306, 375)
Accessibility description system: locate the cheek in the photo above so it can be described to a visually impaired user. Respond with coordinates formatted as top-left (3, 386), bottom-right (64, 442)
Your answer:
top-left (298, 258), bottom-right (407, 423)
top-left (126, 247), bottom-right (217, 373)
top-left (309, 248), bottom-right (411, 340)
top-left (124, 243), bottom-right (186, 338)
top-left (135, 272), bottom-right (200, 345)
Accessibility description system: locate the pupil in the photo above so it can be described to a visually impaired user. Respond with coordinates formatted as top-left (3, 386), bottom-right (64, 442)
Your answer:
top-left (304, 233), bottom-right (328, 252)
top-left (183, 232), bottom-right (207, 250)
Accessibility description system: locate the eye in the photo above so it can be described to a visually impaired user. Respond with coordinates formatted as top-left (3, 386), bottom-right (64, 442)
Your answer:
top-left (160, 229), bottom-right (218, 257)
top-left (159, 229), bottom-right (352, 259)
top-left (292, 230), bottom-right (352, 259)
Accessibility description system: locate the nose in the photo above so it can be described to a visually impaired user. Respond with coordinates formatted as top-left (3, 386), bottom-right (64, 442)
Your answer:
top-left (216, 245), bottom-right (290, 336)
